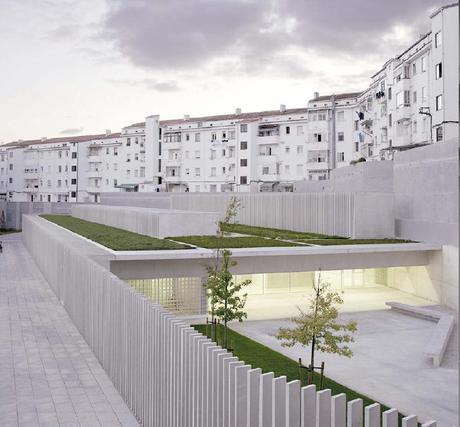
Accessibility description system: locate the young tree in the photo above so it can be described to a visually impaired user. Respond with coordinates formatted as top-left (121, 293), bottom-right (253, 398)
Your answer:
top-left (276, 273), bottom-right (357, 381)
top-left (204, 196), bottom-right (250, 347)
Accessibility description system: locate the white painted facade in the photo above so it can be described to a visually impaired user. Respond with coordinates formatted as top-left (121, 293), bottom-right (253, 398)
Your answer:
top-left (0, 4), bottom-right (457, 200)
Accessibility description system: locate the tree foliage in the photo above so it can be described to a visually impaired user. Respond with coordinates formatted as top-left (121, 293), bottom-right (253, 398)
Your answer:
top-left (276, 273), bottom-right (357, 369)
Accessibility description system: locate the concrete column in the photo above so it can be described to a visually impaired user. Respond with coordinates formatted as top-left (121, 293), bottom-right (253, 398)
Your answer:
top-left (235, 365), bottom-right (251, 427)
top-left (402, 415), bottom-right (418, 427)
top-left (222, 357), bottom-right (239, 427)
top-left (228, 361), bottom-right (244, 427)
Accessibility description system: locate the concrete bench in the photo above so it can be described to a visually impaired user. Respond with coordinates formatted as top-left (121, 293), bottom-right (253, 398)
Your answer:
top-left (386, 301), bottom-right (455, 367)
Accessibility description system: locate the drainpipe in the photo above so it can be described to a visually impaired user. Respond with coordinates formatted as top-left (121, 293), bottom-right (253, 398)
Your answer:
top-left (329, 94), bottom-right (337, 178)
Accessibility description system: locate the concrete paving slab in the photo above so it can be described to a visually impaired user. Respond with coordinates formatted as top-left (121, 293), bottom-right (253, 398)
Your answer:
top-left (0, 233), bottom-right (139, 426)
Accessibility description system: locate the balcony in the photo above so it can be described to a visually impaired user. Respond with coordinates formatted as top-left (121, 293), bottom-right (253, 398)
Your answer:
top-left (23, 186), bottom-right (39, 193)
top-left (257, 134), bottom-right (280, 145)
top-left (88, 155), bottom-right (102, 163)
top-left (165, 158), bottom-right (181, 167)
top-left (87, 169), bottom-right (102, 178)
top-left (86, 185), bottom-right (101, 193)
top-left (24, 172), bottom-right (39, 180)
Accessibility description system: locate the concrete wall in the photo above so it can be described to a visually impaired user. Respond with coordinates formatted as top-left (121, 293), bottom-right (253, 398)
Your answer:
top-left (0, 201), bottom-right (72, 230)
top-left (22, 214), bottom-right (436, 426)
top-left (72, 204), bottom-right (219, 238)
top-left (101, 192), bottom-right (395, 239)
top-left (393, 139), bottom-right (458, 246)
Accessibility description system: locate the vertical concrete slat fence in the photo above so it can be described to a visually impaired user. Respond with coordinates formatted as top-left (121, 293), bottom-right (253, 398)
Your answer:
top-left (22, 215), bottom-right (434, 427)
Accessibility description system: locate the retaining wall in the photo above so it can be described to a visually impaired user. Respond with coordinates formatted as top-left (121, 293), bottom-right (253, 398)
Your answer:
top-left (71, 204), bottom-right (219, 238)
top-left (100, 192), bottom-right (395, 238)
top-left (22, 214), bottom-right (435, 426)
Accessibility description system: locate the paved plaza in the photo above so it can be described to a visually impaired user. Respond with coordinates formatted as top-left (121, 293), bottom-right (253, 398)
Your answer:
top-left (232, 309), bottom-right (458, 427)
top-left (0, 233), bottom-right (139, 426)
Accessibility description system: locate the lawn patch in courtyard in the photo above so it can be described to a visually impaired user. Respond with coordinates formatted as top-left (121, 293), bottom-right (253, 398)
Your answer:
top-left (194, 323), bottom-right (407, 421)
top-left (0, 228), bottom-right (19, 235)
top-left (40, 215), bottom-right (193, 251)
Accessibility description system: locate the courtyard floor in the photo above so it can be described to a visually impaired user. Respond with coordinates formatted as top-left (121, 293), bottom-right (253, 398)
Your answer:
top-left (231, 309), bottom-right (458, 427)
top-left (0, 233), bottom-right (139, 426)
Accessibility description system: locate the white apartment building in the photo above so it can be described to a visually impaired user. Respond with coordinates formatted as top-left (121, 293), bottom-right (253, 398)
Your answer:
top-left (0, 3), bottom-right (457, 201)
top-left (356, 3), bottom-right (459, 160)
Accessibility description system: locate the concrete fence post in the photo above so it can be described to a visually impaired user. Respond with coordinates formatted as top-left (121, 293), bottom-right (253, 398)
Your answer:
top-left (272, 376), bottom-right (287, 427)
top-left (364, 403), bottom-right (380, 427)
top-left (316, 389), bottom-right (331, 427)
top-left (235, 365), bottom-right (251, 427)
top-left (402, 415), bottom-right (418, 427)
top-left (347, 399), bottom-right (363, 427)
top-left (331, 393), bottom-right (346, 427)
top-left (301, 385), bottom-right (316, 427)
top-left (247, 368), bottom-right (261, 427)
top-left (286, 380), bottom-right (301, 427)
top-left (382, 409), bottom-right (398, 427)
top-left (259, 372), bottom-right (274, 427)
top-left (421, 421), bottom-right (436, 427)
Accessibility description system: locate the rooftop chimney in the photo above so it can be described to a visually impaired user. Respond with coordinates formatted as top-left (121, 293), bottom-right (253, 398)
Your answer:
top-left (280, 104), bottom-right (286, 113)
top-left (235, 108), bottom-right (242, 115)
top-left (183, 114), bottom-right (190, 120)
top-left (313, 92), bottom-right (319, 99)
top-left (105, 129), bottom-right (111, 136)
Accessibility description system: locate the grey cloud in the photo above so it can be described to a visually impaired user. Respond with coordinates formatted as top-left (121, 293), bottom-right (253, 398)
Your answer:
top-left (60, 127), bottom-right (84, 135)
top-left (109, 78), bottom-right (181, 92)
top-left (102, 0), bottom-right (442, 79)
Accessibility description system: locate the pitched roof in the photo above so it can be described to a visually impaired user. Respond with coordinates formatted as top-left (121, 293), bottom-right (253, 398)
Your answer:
top-left (308, 92), bottom-right (362, 102)
top-left (1, 133), bottom-right (121, 149)
top-left (124, 107), bottom-right (311, 129)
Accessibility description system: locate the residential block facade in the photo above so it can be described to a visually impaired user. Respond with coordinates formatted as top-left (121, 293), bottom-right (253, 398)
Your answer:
top-left (0, 4), bottom-right (457, 202)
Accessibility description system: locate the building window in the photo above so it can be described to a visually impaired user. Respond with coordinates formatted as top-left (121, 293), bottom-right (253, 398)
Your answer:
top-left (285, 126), bottom-right (290, 135)
top-left (229, 130), bottom-right (235, 139)
top-left (195, 150), bottom-right (201, 159)
top-left (421, 87), bottom-right (427, 102)
top-left (388, 114), bottom-right (392, 128)
top-left (71, 165), bottom-right (77, 172)
top-left (210, 167), bottom-right (216, 177)
top-left (388, 87), bottom-right (392, 100)
top-left (313, 133), bottom-right (322, 142)
top-left (421, 56), bottom-right (426, 72)
top-left (412, 91), bottom-right (417, 104)
top-left (337, 152), bottom-right (345, 162)
top-left (296, 126), bottom-right (303, 136)
top-left (240, 124), bottom-right (248, 133)
top-left (114, 148), bottom-right (118, 156)
top-left (262, 167), bottom-right (269, 175)
top-left (240, 176), bottom-right (247, 184)
top-left (435, 62), bottom-right (442, 80)
top-left (211, 132), bottom-right (217, 141)
top-left (185, 134), bottom-right (190, 141)
top-left (337, 132), bottom-right (344, 142)
top-left (240, 159), bottom-right (247, 167)
top-left (210, 149), bottom-right (216, 160)
top-left (71, 178), bottom-right (77, 185)
top-left (195, 168), bottom-right (200, 177)
top-left (436, 126), bottom-right (443, 141)
top-left (71, 152), bottom-right (77, 159)
top-left (436, 94), bottom-right (443, 111)
top-left (285, 164), bottom-right (290, 173)
top-left (195, 133), bottom-right (200, 142)
top-left (336, 111), bottom-right (344, 121)
top-left (126, 138), bottom-right (131, 146)
top-left (355, 142), bottom-right (359, 152)
top-left (354, 120), bottom-right (359, 131)
top-left (296, 146), bottom-right (303, 154)
top-left (240, 141), bottom-right (247, 150)
top-left (435, 31), bottom-right (442, 48)
top-left (296, 164), bottom-right (302, 175)
top-left (412, 63), bottom-right (417, 75)
top-left (413, 120), bottom-right (417, 134)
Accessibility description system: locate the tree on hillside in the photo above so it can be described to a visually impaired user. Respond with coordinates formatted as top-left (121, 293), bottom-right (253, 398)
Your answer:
top-left (276, 272), bottom-right (357, 382)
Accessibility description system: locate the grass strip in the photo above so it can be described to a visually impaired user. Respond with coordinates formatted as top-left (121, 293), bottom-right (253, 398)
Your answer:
top-left (168, 235), bottom-right (301, 249)
top-left (220, 223), bottom-right (344, 240)
top-left (40, 214), bottom-right (192, 251)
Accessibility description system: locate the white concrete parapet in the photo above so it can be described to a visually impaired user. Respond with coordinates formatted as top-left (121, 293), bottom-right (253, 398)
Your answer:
top-left (71, 203), bottom-right (219, 238)
top-left (22, 214), bottom-right (440, 427)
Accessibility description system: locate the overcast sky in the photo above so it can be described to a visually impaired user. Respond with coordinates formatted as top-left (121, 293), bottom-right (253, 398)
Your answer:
top-left (0, 0), bottom-right (444, 142)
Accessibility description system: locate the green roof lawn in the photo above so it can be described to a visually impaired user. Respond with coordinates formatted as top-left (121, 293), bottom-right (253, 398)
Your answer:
top-left (168, 235), bottom-right (301, 249)
top-left (40, 215), bottom-right (192, 251)
top-left (220, 223), bottom-right (344, 240)
top-left (296, 238), bottom-right (415, 246)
